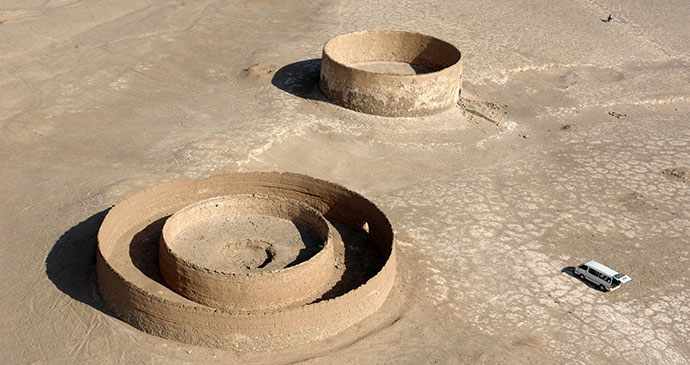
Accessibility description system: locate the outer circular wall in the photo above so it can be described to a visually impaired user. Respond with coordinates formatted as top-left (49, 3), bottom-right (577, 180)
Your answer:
top-left (159, 194), bottom-right (335, 311)
top-left (319, 29), bottom-right (462, 117)
top-left (96, 172), bottom-right (396, 351)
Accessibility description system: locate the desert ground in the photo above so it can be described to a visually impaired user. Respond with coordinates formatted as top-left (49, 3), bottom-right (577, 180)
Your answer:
top-left (1, 0), bottom-right (689, 363)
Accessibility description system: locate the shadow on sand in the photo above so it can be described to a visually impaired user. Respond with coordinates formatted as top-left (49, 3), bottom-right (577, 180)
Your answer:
top-left (45, 208), bottom-right (112, 314)
top-left (271, 59), bottom-right (331, 103)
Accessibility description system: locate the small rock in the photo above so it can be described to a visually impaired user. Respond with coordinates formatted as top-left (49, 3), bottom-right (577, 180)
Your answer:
top-left (241, 63), bottom-right (279, 80)
top-left (561, 124), bottom-right (583, 131)
top-left (663, 168), bottom-right (689, 183)
top-left (608, 111), bottom-right (627, 119)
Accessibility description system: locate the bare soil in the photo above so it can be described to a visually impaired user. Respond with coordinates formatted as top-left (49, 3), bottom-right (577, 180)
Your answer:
top-left (169, 215), bottom-right (322, 272)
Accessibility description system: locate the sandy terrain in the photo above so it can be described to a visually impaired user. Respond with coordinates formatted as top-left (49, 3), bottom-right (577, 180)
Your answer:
top-left (1, 0), bottom-right (689, 363)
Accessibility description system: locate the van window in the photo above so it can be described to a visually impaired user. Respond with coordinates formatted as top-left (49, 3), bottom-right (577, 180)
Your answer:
top-left (589, 268), bottom-right (600, 276)
top-left (578, 264), bottom-right (588, 270)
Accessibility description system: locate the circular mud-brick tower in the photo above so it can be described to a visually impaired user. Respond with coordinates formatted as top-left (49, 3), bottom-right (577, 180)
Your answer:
top-left (159, 194), bottom-right (335, 311)
top-left (320, 29), bottom-right (463, 117)
top-left (96, 172), bottom-right (396, 351)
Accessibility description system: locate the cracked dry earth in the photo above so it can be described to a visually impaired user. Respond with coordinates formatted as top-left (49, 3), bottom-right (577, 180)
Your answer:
top-left (1, 0), bottom-right (690, 363)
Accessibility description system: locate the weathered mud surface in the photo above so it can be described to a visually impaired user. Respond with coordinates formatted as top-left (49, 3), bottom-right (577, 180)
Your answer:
top-left (163, 195), bottom-right (328, 273)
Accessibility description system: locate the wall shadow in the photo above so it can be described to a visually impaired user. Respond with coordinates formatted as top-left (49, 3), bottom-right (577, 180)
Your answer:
top-left (313, 220), bottom-right (385, 302)
top-left (271, 59), bottom-right (331, 102)
top-left (129, 216), bottom-right (170, 286)
top-left (286, 223), bottom-right (326, 268)
top-left (45, 208), bottom-right (112, 315)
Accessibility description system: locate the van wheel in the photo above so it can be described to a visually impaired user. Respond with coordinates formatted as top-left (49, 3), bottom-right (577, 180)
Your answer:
top-left (599, 284), bottom-right (606, 292)
top-left (578, 274), bottom-right (585, 281)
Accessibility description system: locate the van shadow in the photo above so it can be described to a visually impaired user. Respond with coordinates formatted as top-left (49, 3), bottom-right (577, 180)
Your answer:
top-left (45, 208), bottom-right (113, 315)
top-left (271, 59), bottom-right (331, 103)
top-left (561, 266), bottom-right (603, 291)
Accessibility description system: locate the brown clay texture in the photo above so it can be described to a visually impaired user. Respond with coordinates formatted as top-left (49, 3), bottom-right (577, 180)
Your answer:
top-left (96, 172), bottom-right (395, 351)
top-left (159, 194), bottom-right (334, 311)
top-left (320, 29), bottom-right (462, 117)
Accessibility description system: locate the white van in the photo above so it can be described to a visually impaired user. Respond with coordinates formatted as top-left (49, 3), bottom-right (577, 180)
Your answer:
top-left (574, 260), bottom-right (631, 291)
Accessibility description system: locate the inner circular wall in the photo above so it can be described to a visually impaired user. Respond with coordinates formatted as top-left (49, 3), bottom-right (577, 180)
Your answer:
top-left (96, 172), bottom-right (396, 351)
top-left (320, 29), bottom-right (462, 117)
top-left (159, 194), bottom-right (334, 311)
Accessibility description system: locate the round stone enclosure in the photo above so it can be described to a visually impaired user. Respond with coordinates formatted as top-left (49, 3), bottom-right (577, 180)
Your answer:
top-left (320, 29), bottom-right (462, 117)
top-left (159, 194), bottom-right (334, 311)
top-left (96, 172), bottom-right (396, 350)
